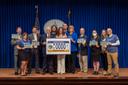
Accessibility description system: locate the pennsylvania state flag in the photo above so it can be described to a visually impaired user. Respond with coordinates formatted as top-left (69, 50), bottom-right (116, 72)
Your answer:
top-left (34, 5), bottom-right (40, 31)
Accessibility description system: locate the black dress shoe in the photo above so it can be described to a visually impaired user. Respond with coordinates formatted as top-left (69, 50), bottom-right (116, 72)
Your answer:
top-left (36, 70), bottom-right (40, 74)
top-left (96, 71), bottom-right (99, 75)
top-left (93, 71), bottom-right (97, 75)
top-left (42, 72), bottom-right (46, 74)
top-left (71, 71), bottom-right (75, 74)
top-left (14, 72), bottom-right (19, 75)
top-left (50, 72), bottom-right (54, 75)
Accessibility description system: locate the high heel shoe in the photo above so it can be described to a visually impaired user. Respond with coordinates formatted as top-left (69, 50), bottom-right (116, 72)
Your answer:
top-left (20, 73), bottom-right (27, 76)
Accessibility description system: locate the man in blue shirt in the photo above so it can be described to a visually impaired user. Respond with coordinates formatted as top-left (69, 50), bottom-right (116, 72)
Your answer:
top-left (106, 28), bottom-right (120, 77)
top-left (77, 28), bottom-right (88, 73)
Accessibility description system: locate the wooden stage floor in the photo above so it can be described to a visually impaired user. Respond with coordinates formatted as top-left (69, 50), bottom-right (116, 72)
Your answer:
top-left (0, 68), bottom-right (128, 85)
top-left (0, 68), bottom-right (128, 78)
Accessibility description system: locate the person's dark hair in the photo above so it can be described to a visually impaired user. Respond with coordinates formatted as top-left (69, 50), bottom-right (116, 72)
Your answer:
top-left (57, 27), bottom-right (65, 36)
top-left (91, 29), bottom-right (99, 40)
top-left (16, 26), bottom-right (21, 31)
top-left (91, 35), bottom-right (100, 41)
top-left (51, 25), bottom-right (57, 32)
top-left (23, 32), bottom-right (28, 40)
top-left (32, 26), bottom-right (38, 30)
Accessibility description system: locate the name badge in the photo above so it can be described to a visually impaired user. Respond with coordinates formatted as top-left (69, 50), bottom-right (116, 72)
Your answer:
top-left (32, 40), bottom-right (39, 47)
top-left (100, 41), bottom-right (107, 47)
top-left (77, 38), bottom-right (86, 43)
top-left (24, 43), bottom-right (32, 48)
top-left (90, 40), bottom-right (97, 46)
top-left (11, 34), bottom-right (20, 39)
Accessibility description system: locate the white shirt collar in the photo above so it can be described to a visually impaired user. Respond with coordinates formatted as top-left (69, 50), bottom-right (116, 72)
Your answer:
top-left (109, 34), bottom-right (113, 37)
top-left (33, 33), bottom-right (37, 41)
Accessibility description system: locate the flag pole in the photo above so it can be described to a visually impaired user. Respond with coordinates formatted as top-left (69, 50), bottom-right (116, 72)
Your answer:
top-left (34, 5), bottom-right (40, 30)
top-left (68, 8), bottom-right (71, 26)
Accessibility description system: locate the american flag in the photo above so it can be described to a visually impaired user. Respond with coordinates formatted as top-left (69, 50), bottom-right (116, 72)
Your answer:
top-left (34, 5), bottom-right (40, 32)
top-left (68, 8), bottom-right (71, 25)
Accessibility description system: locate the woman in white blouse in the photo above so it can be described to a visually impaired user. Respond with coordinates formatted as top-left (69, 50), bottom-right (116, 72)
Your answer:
top-left (56, 27), bottom-right (67, 74)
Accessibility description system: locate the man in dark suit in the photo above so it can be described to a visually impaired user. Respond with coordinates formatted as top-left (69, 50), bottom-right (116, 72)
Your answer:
top-left (28, 26), bottom-right (40, 73)
top-left (41, 27), bottom-right (54, 74)
top-left (40, 33), bottom-right (47, 74)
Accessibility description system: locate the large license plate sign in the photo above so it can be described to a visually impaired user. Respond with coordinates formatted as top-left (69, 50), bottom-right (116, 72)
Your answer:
top-left (46, 38), bottom-right (71, 55)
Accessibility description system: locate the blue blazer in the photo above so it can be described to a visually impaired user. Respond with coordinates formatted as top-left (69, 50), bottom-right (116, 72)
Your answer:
top-left (67, 32), bottom-right (78, 52)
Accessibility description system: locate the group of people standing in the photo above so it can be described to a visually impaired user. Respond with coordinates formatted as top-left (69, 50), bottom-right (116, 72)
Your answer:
top-left (11, 23), bottom-right (120, 77)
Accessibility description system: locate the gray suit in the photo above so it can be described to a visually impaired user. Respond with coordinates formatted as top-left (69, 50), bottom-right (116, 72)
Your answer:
top-left (11, 34), bottom-right (22, 73)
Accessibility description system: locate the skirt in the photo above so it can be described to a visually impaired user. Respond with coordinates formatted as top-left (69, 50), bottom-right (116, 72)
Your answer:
top-left (18, 49), bottom-right (31, 61)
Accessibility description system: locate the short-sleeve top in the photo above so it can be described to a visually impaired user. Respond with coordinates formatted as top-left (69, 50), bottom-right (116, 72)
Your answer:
top-left (17, 39), bottom-right (31, 52)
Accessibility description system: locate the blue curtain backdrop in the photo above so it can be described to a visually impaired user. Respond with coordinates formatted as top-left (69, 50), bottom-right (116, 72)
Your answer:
top-left (0, 0), bottom-right (128, 68)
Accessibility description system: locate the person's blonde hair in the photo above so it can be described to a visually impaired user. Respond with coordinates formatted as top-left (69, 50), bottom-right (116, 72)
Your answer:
top-left (69, 25), bottom-right (74, 32)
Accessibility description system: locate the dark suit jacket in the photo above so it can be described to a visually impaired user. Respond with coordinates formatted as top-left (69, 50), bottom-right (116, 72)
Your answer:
top-left (28, 33), bottom-right (42, 49)
top-left (28, 33), bottom-right (40, 42)
top-left (40, 34), bottom-right (47, 45)
top-left (40, 34), bottom-right (47, 56)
